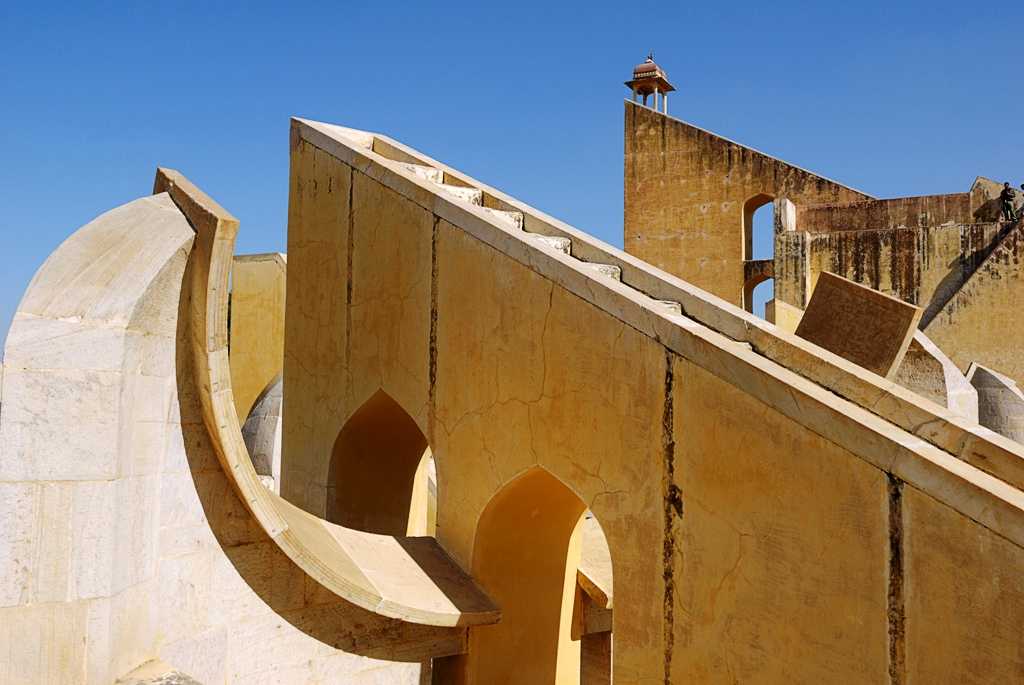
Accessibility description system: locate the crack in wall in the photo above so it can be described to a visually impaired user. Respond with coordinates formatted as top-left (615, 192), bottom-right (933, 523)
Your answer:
top-left (661, 348), bottom-right (679, 685)
top-left (428, 216), bottom-right (439, 439)
top-left (887, 474), bottom-right (906, 685)
top-left (345, 166), bottom-right (355, 379)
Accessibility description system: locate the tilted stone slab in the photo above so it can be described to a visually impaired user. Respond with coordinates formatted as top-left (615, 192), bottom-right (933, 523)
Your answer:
top-left (796, 271), bottom-right (922, 378)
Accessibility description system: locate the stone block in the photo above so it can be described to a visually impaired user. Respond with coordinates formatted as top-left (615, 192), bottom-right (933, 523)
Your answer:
top-left (0, 367), bottom-right (121, 481)
top-left (968, 363), bottom-right (1024, 443)
top-left (157, 552), bottom-right (214, 646)
top-left (0, 482), bottom-right (40, 607)
top-left (796, 271), bottom-right (922, 378)
top-left (123, 331), bottom-right (177, 379)
top-left (70, 480), bottom-right (118, 599)
top-left (3, 315), bottom-right (128, 371)
top-left (110, 475), bottom-right (160, 593)
top-left (895, 331), bottom-right (979, 422)
top-left (0, 600), bottom-right (90, 683)
top-left (159, 626), bottom-right (228, 685)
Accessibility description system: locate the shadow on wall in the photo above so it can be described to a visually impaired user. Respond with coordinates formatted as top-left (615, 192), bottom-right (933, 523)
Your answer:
top-left (920, 219), bottom-right (1021, 328)
top-left (459, 467), bottom-right (611, 683)
top-left (327, 389), bottom-right (435, 536)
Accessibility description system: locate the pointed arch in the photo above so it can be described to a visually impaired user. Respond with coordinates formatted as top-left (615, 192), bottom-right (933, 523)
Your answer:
top-left (743, 194), bottom-right (776, 315)
top-left (327, 389), bottom-right (434, 536)
top-left (466, 467), bottom-right (613, 683)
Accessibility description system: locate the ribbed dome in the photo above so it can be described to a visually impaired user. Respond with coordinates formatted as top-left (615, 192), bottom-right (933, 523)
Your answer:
top-left (625, 53), bottom-right (676, 95)
top-left (632, 54), bottom-right (669, 81)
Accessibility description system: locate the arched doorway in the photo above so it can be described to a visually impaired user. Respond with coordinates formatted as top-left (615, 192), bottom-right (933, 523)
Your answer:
top-left (742, 194), bottom-right (776, 317)
top-left (466, 468), bottom-right (612, 684)
top-left (327, 389), bottom-right (435, 535)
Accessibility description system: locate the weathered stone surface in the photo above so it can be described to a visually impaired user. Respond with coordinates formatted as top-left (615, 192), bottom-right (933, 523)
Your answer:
top-left (0, 180), bottom-right (431, 684)
top-left (905, 486), bottom-right (1024, 682)
top-left (289, 118), bottom-right (1024, 682)
top-left (925, 221), bottom-right (1024, 386)
top-left (624, 100), bottom-right (869, 306)
top-left (672, 357), bottom-right (889, 683)
top-left (968, 363), bottom-right (1024, 444)
top-left (6, 113), bottom-right (1024, 685)
top-left (895, 330), bottom-right (979, 422)
top-left (796, 271), bottom-right (922, 378)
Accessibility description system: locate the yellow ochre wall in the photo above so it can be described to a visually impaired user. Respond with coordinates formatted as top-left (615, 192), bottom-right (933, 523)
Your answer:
top-left (624, 101), bottom-right (868, 306)
top-left (283, 126), bottom-right (1024, 683)
top-left (924, 225), bottom-right (1024, 384)
top-left (229, 252), bottom-right (287, 420)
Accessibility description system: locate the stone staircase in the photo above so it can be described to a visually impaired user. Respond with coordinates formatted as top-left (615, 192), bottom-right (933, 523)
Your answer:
top-left (397, 161), bottom-right (684, 317)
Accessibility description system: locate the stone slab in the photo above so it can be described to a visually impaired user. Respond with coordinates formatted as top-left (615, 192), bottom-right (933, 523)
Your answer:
top-left (796, 271), bottom-right (922, 378)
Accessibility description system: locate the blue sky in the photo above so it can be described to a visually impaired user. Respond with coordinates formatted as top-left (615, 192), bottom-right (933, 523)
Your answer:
top-left (2, 1), bottom-right (1021, 345)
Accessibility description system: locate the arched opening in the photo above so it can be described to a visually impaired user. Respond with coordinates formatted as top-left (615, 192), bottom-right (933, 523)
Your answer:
top-left (753, 278), bottom-right (775, 320)
top-left (743, 194), bottom-right (775, 261)
top-left (327, 389), bottom-right (435, 536)
top-left (742, 194), bottom-right (776, 315)
top-left (466, 468), bottom-right (612, 684)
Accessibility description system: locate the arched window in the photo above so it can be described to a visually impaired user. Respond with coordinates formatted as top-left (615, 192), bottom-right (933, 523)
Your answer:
top-left (752, 278), bottom-right (775, 320)
top-left (327, 390), bottom-right (435, 536)
top-left (743, 194), bottom-right (776, 316)
top-left (467, 468), bottom-right (612, 683)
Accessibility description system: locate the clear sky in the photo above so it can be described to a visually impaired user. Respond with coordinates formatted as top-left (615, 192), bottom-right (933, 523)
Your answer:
top-left (2, 1), bottom-right (1021, 347)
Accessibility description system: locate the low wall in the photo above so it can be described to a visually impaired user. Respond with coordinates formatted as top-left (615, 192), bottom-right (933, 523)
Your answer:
top-left (796, 193), bottom-right (972, 233)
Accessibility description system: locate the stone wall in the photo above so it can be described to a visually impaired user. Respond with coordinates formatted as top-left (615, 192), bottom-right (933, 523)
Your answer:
top-left (925, 223), bottom-right (1024, 384)
top-left (774, 221), bottom-right (1004, 316)
top-left (624, 101), bottom-right (869, 306)
top-left (288, 119), bottom-right (1024, 683)
top-left (795, 193), bottom-right (971, 233)
top-left (229, 253), bottom-right (287, 422)
top-left (0, 195), bottom-right (194, 684)
top-left (0, 191), bottom-right (420, 684)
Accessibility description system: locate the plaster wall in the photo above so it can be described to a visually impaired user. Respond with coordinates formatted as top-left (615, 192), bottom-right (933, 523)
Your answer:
top-left (624, 101), bottom-right (868, 306)
top-left (925, 224), bottom-right (1024, 385)
top-left (774, 221), bottom-right (1004, 316)
top-left (284, 123), bottom-right (1024, 683)
top-left (795, 193), bottom-right (971, 233)
top-left (229, 253), bottom-right (286, 421)
top-left (904, 487), bottom-right (1024, 682)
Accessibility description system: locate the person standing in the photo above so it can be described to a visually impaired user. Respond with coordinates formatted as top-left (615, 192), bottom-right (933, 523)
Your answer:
top-left (1000, 182), bottom-right (1018, 222)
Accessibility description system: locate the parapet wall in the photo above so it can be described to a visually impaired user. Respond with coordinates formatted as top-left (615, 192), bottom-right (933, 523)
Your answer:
top-left (795, 192), bottom-right (972, 233)
top-left (775, 220), bottom-right (1004, 311)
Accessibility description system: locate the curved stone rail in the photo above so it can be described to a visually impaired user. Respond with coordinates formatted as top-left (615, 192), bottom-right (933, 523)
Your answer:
top-left (156, 167), bottom-right (499, 628)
